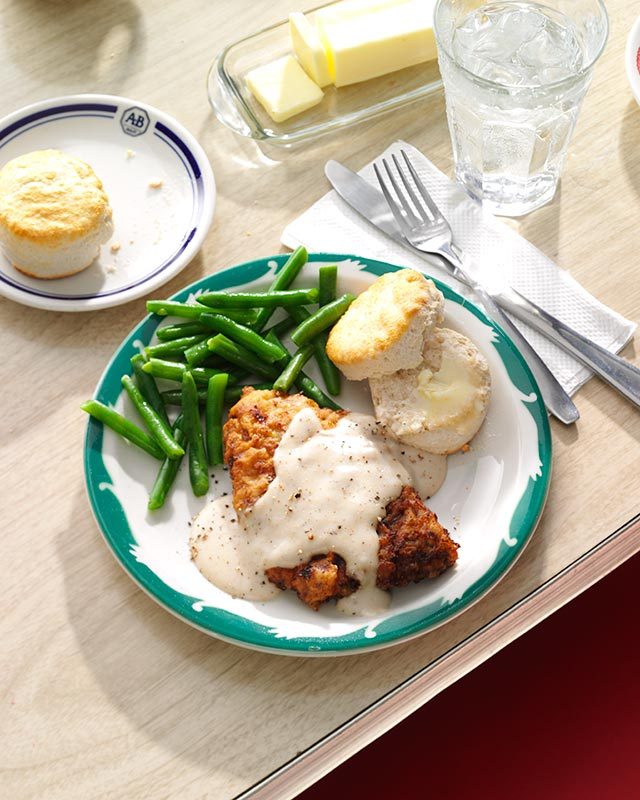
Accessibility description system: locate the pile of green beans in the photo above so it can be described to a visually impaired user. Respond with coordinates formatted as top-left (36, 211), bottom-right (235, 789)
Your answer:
top-left (81, 249), bottom-right (353, 509)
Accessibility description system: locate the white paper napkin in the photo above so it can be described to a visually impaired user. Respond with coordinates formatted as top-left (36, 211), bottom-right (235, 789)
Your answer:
top-left (282, 140), bottom-right (636, 395)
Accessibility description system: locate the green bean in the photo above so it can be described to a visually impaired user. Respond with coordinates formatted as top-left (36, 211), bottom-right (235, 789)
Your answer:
top-left (80, 400), bottom-right (164, 460)
top-left (148, 417), bottom-right (187, 510)
top-left (263, 316), bottom-right (296, 339)
top-left (208, 334), bottom-right (279, 380)
top-left (318, 264), bottom-right (338, 307)
top-left (147, 300), bottom-right (209, 320)
top-left (145, 334), bottom-right (209, 359)
top-left (288, 307), bottom-right (341, 396)
top-left (296, 373), bottom-right (342, 410)
top-left (181, 372), bottom-right (209, 497)
top-left (142, 358), bottom-right (236, 387)
top-left (161, 383), bottom-right (272, 407)
top-left (290, 293), bottom-right (355, 347)
top-left (156, 321), bottom-right (210, 341)
top-left (184, 338), bottom-right (212, 368)
top-left (197, 287), bottom-right (318, 309)
top-left (203, 358), bottom-right (240, 374)
top-left (131, 354), bottom-right (170, 427)
top-left (252, 246), bottom-right (308, 331)
top-left (264, 330), bottom-right (290, 362)
top-left (147, 300), bottom-right (257, 324)
top-left (313, 332), bottom-right (341, 395)
top-left (266, 332), bottom-right (342, 409)
top-left (162, 387), bottom-right (213, 405)
top-left (206, 374), bottom-right (228, 466)
top-left (121, 376), bottom-right (185, 459)
top-left (273, 345), bottom-right (314, 392)
top-left (199, 313), bottom-right (284, 363)
top-left (199, 307), bottom-right (258, 325)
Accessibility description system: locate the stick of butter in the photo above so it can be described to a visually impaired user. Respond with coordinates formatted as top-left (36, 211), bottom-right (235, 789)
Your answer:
top-left (289, 12), bottom-right (332, 87)
top-left (245, 55), bottom-right (324, 123)
top-left (315, 0), bottom-right (406, 27)
top-left (317, 0), bottom-right (437, 87)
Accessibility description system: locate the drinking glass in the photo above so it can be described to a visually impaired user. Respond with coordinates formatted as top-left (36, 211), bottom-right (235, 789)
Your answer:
top-left (433, 0), bottom-right (609, 216)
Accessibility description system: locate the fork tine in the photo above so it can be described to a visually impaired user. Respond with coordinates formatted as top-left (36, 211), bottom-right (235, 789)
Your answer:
top-left (373, 162), bottom-right (414, 238)
top-left (380, 158), bottom-right (422, 226)
top-left (400, 149), bottom-right (443, 222)
top-left (391, 153), bottom-right (431, 222)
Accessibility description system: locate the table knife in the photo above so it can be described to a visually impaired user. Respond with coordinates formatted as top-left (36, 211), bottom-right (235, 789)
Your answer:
top-left (325, 160), bottom-right (640, 412)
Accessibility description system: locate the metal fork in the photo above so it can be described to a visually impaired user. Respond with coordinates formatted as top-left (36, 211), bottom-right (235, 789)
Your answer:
top-left (373, 149), bottom-right (580, 425)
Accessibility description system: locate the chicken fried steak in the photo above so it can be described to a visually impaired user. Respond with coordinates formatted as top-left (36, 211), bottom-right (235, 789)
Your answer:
top-left (376, 485), bottom-right (459, 590)
top-left (266, 553), bottom-right (360, 612)
top-left (223, 389), bottom-right (458, 610)
top-left (224, 388), bottom-right (344, 514)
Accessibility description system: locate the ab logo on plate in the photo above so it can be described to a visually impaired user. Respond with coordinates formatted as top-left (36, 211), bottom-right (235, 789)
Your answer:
top-left (120, 107), bottom-right (150, 137)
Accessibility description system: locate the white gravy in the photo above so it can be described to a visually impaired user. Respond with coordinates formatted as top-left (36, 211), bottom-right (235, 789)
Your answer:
top-left (190, 409), bottom-right (447, 616)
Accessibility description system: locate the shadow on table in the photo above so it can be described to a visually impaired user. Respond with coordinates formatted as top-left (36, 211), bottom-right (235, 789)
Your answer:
top-left (61, 483), bottom-right (456, 783)
top-left (3, 0), bottom-right (143, 93)
top-left (578, 339), bottom-right (640, 446)
top-left (514, 182), bottom-right (562, 267)
top-left (60, 475), bottom-right (553, 787)
top-left (198, 92), bottom-right (449, 219)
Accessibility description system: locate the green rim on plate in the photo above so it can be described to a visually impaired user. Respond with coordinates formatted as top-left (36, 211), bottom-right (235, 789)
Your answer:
top-left (84, 253), bottom-right (552, 655)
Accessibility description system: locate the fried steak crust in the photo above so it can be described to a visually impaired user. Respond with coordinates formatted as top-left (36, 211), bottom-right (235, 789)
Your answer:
top-left (265, 554), bottom-right (360, 612)
top-left (223, 389), bottom-right (458, 610)
top-left (376, 485), bottom-right (459, 590)
top-left (223, 388), bottom-right (344, 514)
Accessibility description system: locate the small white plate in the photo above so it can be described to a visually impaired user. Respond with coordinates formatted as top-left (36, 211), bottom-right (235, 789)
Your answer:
top-left (0, 94), bottom-right (215, 311)
top-left (626, 15), bottom-right (640, 107)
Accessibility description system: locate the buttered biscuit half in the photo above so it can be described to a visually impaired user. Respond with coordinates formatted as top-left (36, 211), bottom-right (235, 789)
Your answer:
top-left (370, 327), bottom-right (491, 455)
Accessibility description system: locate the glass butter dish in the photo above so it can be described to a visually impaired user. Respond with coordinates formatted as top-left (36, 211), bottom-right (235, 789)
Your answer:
top-left (207, 2), bottom-right (442, 146)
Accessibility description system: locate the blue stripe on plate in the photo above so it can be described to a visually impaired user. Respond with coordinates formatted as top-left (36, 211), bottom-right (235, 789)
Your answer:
top-left (0, 228), bottom-right (197, 300)
top-left (0, 114), bottom-right (116, 151)
top-left (0, 103), bottom-right (117, 142)
top-left (155, 121), bottom-right (202, 180)
top-left (152, 130), bottom-right (197, 212)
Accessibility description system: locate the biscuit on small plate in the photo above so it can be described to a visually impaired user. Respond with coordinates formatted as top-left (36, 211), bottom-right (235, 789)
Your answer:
top-left (0, 149), bottom-right (114, 279)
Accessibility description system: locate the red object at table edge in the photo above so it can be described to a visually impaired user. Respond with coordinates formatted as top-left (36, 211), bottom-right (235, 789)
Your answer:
top-left (298, 551), bottom-right (640, 800)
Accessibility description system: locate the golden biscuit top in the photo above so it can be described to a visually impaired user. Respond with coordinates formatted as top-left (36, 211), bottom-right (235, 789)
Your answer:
top-left (327, 269), bottom-right (442, 365)
top-left (0, 149), bottom-right (112, 243)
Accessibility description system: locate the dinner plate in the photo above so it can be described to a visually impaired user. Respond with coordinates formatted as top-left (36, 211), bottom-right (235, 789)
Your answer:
top-left (0, 94), bottom-right (215, 312)
top-left (84, 253), bottom-right (551, 656)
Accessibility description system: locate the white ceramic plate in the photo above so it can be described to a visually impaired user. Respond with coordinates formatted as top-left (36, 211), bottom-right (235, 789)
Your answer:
top-left (0, 94), bottom-right (215, 311)
top-left (84, 254), bottom-right (551, 656)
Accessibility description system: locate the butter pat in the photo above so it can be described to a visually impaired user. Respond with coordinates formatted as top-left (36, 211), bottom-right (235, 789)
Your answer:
top-left (417, 354), bottom-right (481, 426)
top-left (289, 12), bottom-right (332, 87)
top-left (245, 56), bottom-right (324, 123)
top-left (317, 0), bottom-right (438, 87)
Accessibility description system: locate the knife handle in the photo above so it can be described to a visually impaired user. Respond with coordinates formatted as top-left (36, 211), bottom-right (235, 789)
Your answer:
top-left (496, 287), bottom-right (640, 410)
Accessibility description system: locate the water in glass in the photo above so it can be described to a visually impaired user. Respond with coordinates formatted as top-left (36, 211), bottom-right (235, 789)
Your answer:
top-left (437, 1), bottom-right (598, 215)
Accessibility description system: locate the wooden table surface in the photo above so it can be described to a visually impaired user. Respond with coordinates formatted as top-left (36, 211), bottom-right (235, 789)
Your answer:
top-left (2, 1), bottom-right (640, 798)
